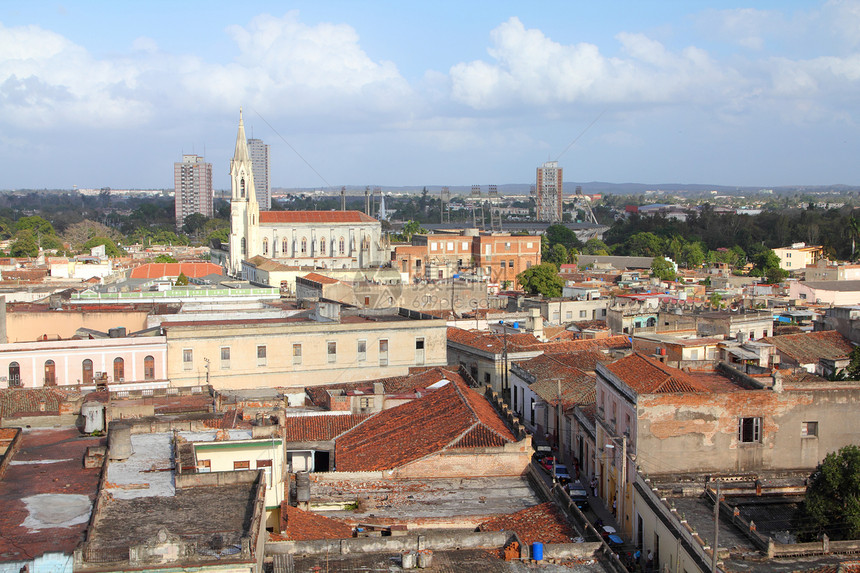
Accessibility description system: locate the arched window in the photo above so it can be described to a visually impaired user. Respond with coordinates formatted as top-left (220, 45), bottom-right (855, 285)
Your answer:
top-left (8, 362), bottom-right (20, 387)
top-left (262, 238), bottom-right (269, 255)
top-left (113, 357), bottom-right (125, 382)
top-left (144, 356), bottom-right (155, 381)
top-left (646, 317), bottom-right (656, 328)
top-left (241, 237), bottom-right (246, 254)
top-left (82, 359), bottom-right (93, 385)
top-left (362, 236), bottom-right (370, 251)
top-left (44, 360), bottom-right (56, 386)
top-left (339, 237), bottom-right (345, 255)
top-left (301, 237), bottom-right (307, 254)
top-left (240, 178), bottom-right (246, 198)
top-left (282, 238), bottom-right (289, 254)
top-left (320, 239), bottom-right (326, 255)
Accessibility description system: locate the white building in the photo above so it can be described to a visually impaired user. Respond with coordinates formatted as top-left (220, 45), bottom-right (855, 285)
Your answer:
top-left (247, 138), bottom-right (271, 211)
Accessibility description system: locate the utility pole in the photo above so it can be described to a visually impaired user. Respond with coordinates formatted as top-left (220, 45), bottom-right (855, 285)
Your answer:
top-left (712, 482), bottom-right (721, 573)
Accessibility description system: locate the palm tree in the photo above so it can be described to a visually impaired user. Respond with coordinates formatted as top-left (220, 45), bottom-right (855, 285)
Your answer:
top-left (849, 216), bottom-right (860, 260)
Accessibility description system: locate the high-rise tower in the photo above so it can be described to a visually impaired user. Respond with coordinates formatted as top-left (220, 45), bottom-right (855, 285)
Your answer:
top-left (247, 138), bottom-right (271, 210)
top-left (536, 161), bottom-right (563, 223)
top-left (174, 154), bottom-right (213, 229)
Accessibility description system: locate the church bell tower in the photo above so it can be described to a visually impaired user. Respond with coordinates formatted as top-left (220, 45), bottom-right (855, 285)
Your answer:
top-left (228, 109), bottom-right (260, 276)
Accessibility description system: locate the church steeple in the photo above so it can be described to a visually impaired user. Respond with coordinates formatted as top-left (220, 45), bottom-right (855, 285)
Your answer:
top-left (233, 108), bottom-right (251, 162)
top-left (228, 108), bottom-right (260, 276)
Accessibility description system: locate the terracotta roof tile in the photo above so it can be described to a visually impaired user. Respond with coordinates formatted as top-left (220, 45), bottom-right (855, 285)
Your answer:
top-left (304, 367), bottom-right (465, 408)
top-left (447, 327), bottom-right (631, 355)
top-left (478, 502), bottom-right (579, 544)
top-left (335, 380), bottom-right (516, 471)
top-left (259, 210), bottom-right (377, 224)
top-left (761, 330), bottom-right (853, 365)
top-left (129, 262), bottom-right (224, 279)
top-left (0, 388), bottom-right (73, 419)
top-left (515, 354), bottom-right (598, 409)
top-left (283, 413), bottom-right (369, 441)
top-left (606, 353), bottom-right (721, 394)
top-left (273, 503), bottom-right (353, 541)
top-left (302, 272), bottom-right (340, 285)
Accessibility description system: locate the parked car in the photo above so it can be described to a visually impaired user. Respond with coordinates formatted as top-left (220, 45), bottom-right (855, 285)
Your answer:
top-left (537, 455), bottom-right (555, 473)
top-left (553, 463), bottom-right (571, 485)
top-left (566, 485), bottom-right (590, 511)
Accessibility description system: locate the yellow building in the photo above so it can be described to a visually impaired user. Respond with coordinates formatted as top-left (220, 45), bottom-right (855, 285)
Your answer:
top-left (193, 435), bottom-right (285, 528)
top-left (773, 242), bottom-right (822, 272)
top-left (163, 305), bottom-right (447, 389)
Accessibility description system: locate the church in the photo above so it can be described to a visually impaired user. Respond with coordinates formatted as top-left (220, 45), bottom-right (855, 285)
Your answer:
top-left (225, 110), bottom-right (388, 278)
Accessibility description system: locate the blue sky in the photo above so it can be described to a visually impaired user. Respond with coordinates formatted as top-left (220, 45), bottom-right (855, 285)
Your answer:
top-left (2, 1), bottom-right (859, 191)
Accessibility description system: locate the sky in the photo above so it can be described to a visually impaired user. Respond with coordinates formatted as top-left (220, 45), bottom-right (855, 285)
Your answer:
top-left (2, 1), bottom-right (860, 191)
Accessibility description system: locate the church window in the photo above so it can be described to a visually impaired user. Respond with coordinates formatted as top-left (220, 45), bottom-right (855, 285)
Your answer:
top-left (262, 238), bottom-right (269, 255)
top-left (241, 238), bottom-right (246, 254)
top-left (282, 238), bottom-right (289, 254)
top-left (301, 238), bottom-right (307, 254)
top-left (240, 178), bottom-right (246, 198)
top-left (320, 239), bottom-right (326, 255)
top-left (339, 237), bottom-right (345, 255)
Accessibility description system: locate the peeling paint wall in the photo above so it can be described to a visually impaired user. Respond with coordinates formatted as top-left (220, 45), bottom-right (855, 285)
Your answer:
top-left (635, 387), bottom-right (860, 475)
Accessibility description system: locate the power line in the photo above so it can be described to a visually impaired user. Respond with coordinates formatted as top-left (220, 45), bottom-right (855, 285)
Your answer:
top-left (251, 109), bottom-right (333, 190)
top-left (555, 109), bottom-right (607, 163)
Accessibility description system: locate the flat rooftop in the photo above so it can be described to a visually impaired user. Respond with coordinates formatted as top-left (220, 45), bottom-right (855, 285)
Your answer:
top-left (312, 476), bottom-right (544, 530)
top-left (0, 428), bottom-right (104, 563)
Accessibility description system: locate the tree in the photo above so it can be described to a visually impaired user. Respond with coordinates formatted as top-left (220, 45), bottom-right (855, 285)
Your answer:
top-left (546, 243), bottom-right (568, 269)
top-left (517, 263), bottom-right (564, 298)
top-left (63, 220), bottom-right (122, 250)
top-left (844, 346), bottom-right (860, 380)
top-left (181, 213), bottom-right (209, 236)
top-left (153, 254), bottom-right (178, 263)
top-left (10, 229), bottom-right (38, 257)
top-left (15, 215), bottom-right (55, 237)
top-left (626, 232), bottom-right (664, 257)
top-left (175, 272), bottom-right (189, 286)
top-left (545, 224), bottom-right (582, 251)
top-left (796, 445), bottom-right (860, 541)
top-left (82, 236), bottom-right (124, 258)
top-left (849, 216), bottom-right (860, 260)
top-left (583, 238), bottom-right (610, 256)
top-left (650, 257), bottom-right (676, 281)
top-left (681, 242), bottom-right (706, 269)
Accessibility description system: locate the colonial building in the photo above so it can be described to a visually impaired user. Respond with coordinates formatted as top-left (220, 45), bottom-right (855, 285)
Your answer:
top-left (225, 111), bottom-right (386, 278)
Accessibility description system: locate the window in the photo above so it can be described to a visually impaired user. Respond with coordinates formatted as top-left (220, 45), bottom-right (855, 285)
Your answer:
top-left (462, 241), bottom-right (468, 250)
top-left (198, 459), bottom-right (211, 473)
top-left (82, 359), bottom-right (93, 384)
top-left (221, 347), bottom-right (231, 369)
top-left (379, 339), bottom-right (389, 366)
top-left (113, 357), bottom-right (125, 382)
top-left (241, 237), bottom-right (246, 254)
top-left (802, 421), bottom-right (818, 438)
top-left (301, 237), bottom-right (307, 254)
top-left (44, 360), bottom-right (56, 386)
top-left (484, 372), bottom-right (491, 385)
top-left (282, 238), bottom-right (289, 254)
top-left (144, 355), bottom-right (155, 380)
top-left (183, 349), bottom-right (193, 370)
top-left (738, 417), bottom-right (762, 443)
top-left (509, 260), bottom-right (514, 268)
top-left (327, 341), bottom-right (337, 363)
top-left (431, 243), bottom-right (438, 252)
top-left (527, 242), bottom-right (533, 248)
top-left (447, 242), bottom-right (454, 251)
top-left (257, 345), bottom-right (267, 366)
top-left (262, 238), bottom-right (269, 255)
top-left (320, 239), bottom-right (326, 255)
top-left (357, 340), bottom-right (367, 362)
top-left (530, 398), bottom-right (535, 424)
top-left (415, 338), bottom-right (425, 365)
top-left (8, 362), bottom-right (20, 387)
top-left (233, 460), bottom-right (250, 470)
top-left (292, 343), bottom-right (302, 365)
top-left (359, 396), bottom-right (372, 411)
top-left (566, 311), bottom-right (573, 320)
top-left (339, 237), bottom-right (345, 255)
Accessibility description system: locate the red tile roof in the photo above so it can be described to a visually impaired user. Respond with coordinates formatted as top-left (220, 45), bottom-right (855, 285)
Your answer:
top-left (335, 380), bottom-right (516, 471)
top-left (259, 210), bottom-right (377, 224)
top-left (605, 353), bottom-right (739, 394)
top-left (447, 327), bottom-right (631, 355)
top-left (478, 502), bottom-right (579, 544)
top-left (515, 354), bottom-right (597, 409)
top-left (129, 262), bottom-right (224, 279)
top-left (302, 272), bottom-right (340, 285)
top-left (273, 503), bottom-right (353, 541)
top-left (0, 388), bottom-right (72, 419)
top-left (304, 367), bottom-right (466, 408)
top-left (761, 330), bottom-right (853, 365)
top-left (283, 413), bottom-right (369, 441)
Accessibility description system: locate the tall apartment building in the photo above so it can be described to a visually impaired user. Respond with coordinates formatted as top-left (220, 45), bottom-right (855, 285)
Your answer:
top-left (247, 138), bottom-right (271, 210)
top-left (536, 160), bottom-right (563, 222)
top-left (174, 154), bottom-right (213, 228)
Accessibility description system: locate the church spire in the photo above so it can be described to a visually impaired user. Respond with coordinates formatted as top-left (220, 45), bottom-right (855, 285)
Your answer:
top-left (233, 107), bottom-right (250, 162)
